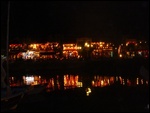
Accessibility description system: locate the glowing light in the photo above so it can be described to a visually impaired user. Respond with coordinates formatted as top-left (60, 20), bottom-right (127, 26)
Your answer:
top-left (122, 79), bottom-right (125, 85)
top-left (136, 78), bottom-right (139, 85)
top-left (116, 76), bottom-right (118, 81)
top-left (107, 79), bottom-right (110, 84)
top-left (85, 42), bottom-right (88, 46)
top-left (119, 54), bottom-right (122, 58)
top-left (86, 87), bottom-right (92, 96)
top-left (146, 81), bottom-right (148, 85)
top-left (92, 81), bottom-right (94, 86)
top-left (11, 77), bottom-right (14, 81)
top-left (26, 76), bottom-right (34, 81)
top-left (84, 42), bottom-right (90, 47)
top-left (100, 44), bottom-right (103, 47)
top-left (101, 80), bottom-right (104, 86)
top-left (141, 79), bottom-right (143, 84)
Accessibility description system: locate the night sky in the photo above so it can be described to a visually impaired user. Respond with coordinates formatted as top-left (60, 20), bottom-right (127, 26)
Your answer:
top-left (1, 1), bottom-right (149, 47)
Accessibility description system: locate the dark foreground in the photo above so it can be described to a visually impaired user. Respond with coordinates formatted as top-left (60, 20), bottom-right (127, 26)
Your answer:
top-left (12, 85), bottom-right (149, 112)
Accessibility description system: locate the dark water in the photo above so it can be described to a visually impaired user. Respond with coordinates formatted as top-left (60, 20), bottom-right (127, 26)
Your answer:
top-left (8, 74), bottom-right (149, 112)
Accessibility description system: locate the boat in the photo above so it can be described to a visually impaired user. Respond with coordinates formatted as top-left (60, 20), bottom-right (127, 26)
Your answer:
top-left (1, 2), bottom-right (25, 112)
top-left (27, 83), bottom-right (47, 95)
top-left (1, 55), bottom-right (27, 112)
top-left (1, 92), bottom-right (24, 112)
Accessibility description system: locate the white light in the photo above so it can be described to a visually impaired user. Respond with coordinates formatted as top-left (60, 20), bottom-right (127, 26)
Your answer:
top-left (26, 76), bottom-right (34, 81)
top-left (119, 54), bottom-right (122, 58)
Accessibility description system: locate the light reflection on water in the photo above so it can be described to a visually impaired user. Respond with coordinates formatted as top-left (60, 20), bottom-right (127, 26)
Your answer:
top-left (9, 74), bottom-right (149, 112)
top-left (9, 74), bottom-right (149, 94)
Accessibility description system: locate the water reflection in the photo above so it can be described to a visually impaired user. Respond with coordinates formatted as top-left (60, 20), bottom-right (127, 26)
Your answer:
top-left (9, 74), bottom-right (149, 94)
top-left (86, 87), bottom-right (92, 96)
top-left (92, 76), bottom-right (115, 87)
top-left (9, 75), bottom-right (47, 86)
top-left (64, 75), bottom-right (83, 89)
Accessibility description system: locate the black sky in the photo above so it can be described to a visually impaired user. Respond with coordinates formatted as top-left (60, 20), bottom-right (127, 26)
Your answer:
top-left (1, 1), bottom-right (149, 45)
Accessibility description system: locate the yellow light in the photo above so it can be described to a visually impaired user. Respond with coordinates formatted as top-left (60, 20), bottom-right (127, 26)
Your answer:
top-left (136, 78), bottom-right (139, 85)
top-left (86, 87), bottom-right (92, 96)
top-left (85, 42), bottom-right (88, 46)
top-left (101, 80), bottom-right (104, 86)
top-left (119, 54), bottom-right (122, 58)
